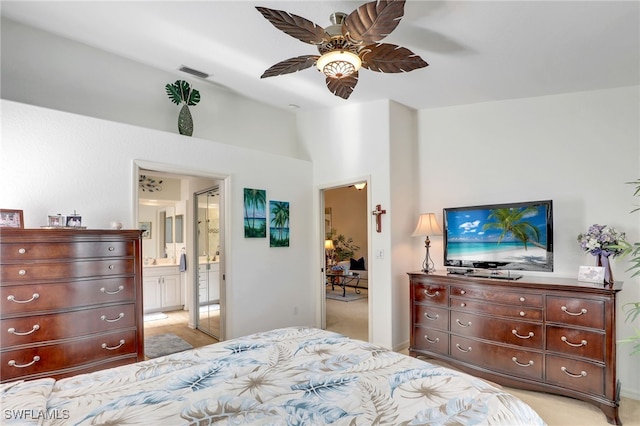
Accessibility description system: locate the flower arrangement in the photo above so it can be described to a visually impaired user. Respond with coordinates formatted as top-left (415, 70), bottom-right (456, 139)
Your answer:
top-left (577, 224), bottom-right (627, 257)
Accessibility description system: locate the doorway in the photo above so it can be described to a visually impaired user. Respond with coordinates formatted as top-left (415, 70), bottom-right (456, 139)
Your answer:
top-left (195, 186), bottom-right (222, 339)
top-left (322, 182), bottom-right (369, 341)
top-left (136, 162), bottom-right (226, 340)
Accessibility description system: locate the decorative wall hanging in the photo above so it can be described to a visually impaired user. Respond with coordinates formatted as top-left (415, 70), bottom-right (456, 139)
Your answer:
top-left (165, 80), bottom-right (201, 136)
top-left (269, 200), bottom-right (290, 247)
top-left (140, 222), bottom-right (151, 239)
top-left (244, 188), bottom-right (267, 238)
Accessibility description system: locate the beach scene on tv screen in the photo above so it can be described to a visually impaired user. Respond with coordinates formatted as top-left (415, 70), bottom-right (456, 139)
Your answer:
top-left (446, 204), bottom-right (551, 271)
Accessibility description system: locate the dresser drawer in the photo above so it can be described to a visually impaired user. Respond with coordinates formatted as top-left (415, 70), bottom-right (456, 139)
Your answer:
top-left (1, 259), bottom-right (135, 283)
top-left (0, 277), bottom-right (135, 315)
top-left (412, 283), bottom-right (447, 305)
top-left (450, 311), bottom-right (543, 349)
top-left (451, 285), bottom-right (543, 307)
top-left (451, 296), bottom-right (543, 321)
top-left (413, 304), bottom-right (449, 331)
top-left (546, 326), bottom-right (605, 362)
top-left (546, 296), bottom-right (605, 329)
top-left (0, 241), bottom-right (134, 261)
top-left (412, 327), bottom-right (449, 356)
top-left (2, 303), bottom-right (136, 347)
top-left (546, 355), bottom-right (604, 395)
top-left (450, 335), bottom-right (543, 380)
top-left (1, 330), bottom-right (137, 382)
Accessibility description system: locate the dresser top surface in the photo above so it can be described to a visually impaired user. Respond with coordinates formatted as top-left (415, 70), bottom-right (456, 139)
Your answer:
top-left (407, 271), bottom-right (623, 293)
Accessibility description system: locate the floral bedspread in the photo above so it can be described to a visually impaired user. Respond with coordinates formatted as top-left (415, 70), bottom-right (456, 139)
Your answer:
top-left (1, 327), bottom-right (546, 425)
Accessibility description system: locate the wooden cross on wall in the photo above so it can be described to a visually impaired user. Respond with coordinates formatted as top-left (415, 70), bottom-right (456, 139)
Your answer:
top-left (372, 204), bottom-right (386, 233)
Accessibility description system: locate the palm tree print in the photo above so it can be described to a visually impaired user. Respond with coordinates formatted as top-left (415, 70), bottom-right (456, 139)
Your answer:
top-left (270, 201), bottom-right (290, 247)
top-left (244, 188), bottom-right (266, 238)
top-left (482, 207), bottom-right (545, 250)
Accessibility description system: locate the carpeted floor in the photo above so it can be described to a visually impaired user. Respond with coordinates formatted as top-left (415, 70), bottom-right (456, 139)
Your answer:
top-left (144, 332), bottom-right (193, 359)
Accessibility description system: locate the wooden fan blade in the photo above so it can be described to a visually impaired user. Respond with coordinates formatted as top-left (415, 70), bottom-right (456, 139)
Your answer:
top-left (261, 55), bottom-right (320, 78)
top-left (360, 43), bottom-right (428, 73)
top-left (256, 7), bottom-right (331, 45)
top-left (344, 0), bottom-right (405, 44)
top-left (326, 72), bottom-right (359, 99)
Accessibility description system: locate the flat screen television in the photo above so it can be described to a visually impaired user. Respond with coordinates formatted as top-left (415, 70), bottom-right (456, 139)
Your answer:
top-left (443, 200), bottom-right (553, 278)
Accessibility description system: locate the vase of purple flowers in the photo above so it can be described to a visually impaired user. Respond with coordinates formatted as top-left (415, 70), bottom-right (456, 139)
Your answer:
top-left (577, 224), bottom-right (627, 285)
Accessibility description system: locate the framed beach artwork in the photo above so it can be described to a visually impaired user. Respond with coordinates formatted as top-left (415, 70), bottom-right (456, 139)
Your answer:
top-left (244, 188), bottom-right (266, 238)
top-left (0, 209), bottom-right (24, 228)
top-left (269, 200), bottom-right (290, 247)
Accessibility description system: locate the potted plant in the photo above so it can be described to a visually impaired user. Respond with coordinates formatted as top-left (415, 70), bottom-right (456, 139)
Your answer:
top-left (165, 80), bottom-right (200, 136)
top-left (326, 228), bottom-right (360, 263)
top-left (616, 178), bottom-right (640, 355)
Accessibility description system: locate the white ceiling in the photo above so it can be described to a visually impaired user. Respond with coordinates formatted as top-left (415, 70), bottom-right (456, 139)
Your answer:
top-left (2, 1), bottom-right (638, 111)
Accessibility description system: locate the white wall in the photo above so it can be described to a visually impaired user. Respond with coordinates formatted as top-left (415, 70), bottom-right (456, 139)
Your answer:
top-left (0, 18), bottom-right (302, 160)
top-left (0, 100), bottom-right (315, 339)
top-left (417, 86), bottom-right (640, 398)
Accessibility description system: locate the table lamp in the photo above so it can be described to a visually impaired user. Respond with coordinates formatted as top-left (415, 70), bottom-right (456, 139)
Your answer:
top-left (412, 213), bottom-right (442, 273)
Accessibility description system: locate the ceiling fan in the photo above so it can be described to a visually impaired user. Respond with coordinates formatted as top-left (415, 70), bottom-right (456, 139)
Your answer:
top-left (256, 0), bottom-right (428, 100)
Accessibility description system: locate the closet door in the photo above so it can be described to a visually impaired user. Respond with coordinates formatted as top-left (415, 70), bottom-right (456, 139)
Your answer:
top-left (195, 186), bottom-right (222, 339)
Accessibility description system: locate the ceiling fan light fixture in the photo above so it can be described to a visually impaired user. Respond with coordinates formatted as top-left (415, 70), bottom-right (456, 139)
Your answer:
top-left (316, 50), bottom-right (361, 78)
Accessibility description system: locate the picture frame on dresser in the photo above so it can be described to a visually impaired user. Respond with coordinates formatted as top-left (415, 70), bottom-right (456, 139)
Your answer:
top-left (0, 209), bottom-right (24, 228)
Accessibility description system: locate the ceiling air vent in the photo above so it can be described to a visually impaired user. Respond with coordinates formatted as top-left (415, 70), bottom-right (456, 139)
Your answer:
top-left (178, 66), bottom-right (210, 79)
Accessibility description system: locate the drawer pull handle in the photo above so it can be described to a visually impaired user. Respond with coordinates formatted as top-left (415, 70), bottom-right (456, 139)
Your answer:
top-left (460, 290), bottom-right (466, 295)
top-left (8, 325), bottom-right (40, 336)
top-left (101, 313), bottom-right (125, 322)
top-left (424, 312), bottom-right (439, 321)
top-left (100, 285), bottom-right (125, 295)
top-left (8, 356), bottom-right (40, 368)
top-left (455, 344), bottom-right (472, 353)
top-left (519, 297), bottom-right (525, 302)
top-left (18, 269), bottom-right (26, 276)
top-left (102, 339), bottom-right (125, 350)
top-left (519, 311), bottom-right (526, 317)
top-left (423, 289), bottom-right (440, 298)
top-left (561, 336), bottom-right (588, 347)
top-left (460, 302), bottom-right (466, 307)
top-left (18, 248), bottom-right (26, 254)
top-left (108, 246), bottom-right (116, 251)
top-left (512, 357), bottom-right (534, 367)
top-left (108, 264), bottom-right (115, 270)
top-left (7, 293), bottom-right (39, 304)
top-left (424, 335), bottom-right (440, 344)
top-left (456, 319), bottom-right (472, 328)
top-left (561, 306), bottom-right (587, 316)
top-left (512, 330), bottom-right (534, 339)
top-left (561, 366), bottom-right (587, 378)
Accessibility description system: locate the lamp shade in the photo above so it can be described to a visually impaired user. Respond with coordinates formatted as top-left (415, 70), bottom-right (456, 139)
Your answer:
top-left (324, 239), bottom-right (335, 250)
top-left (411, 213), bottom-right (442, 237)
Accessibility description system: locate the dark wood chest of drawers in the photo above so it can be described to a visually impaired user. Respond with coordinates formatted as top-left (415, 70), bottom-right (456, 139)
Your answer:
top-left (408, 272), bottom-right (622, 425)
top-left (1, 229), bottom-right (143, 382)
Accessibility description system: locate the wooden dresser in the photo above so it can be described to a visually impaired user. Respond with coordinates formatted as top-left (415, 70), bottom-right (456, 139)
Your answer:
top-left (0, 229), bottom-right (144, 383)
top-left (408, 272), bottom-right (622, 425)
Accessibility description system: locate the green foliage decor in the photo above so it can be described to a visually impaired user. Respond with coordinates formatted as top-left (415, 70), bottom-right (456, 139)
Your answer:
top-left (326, 228), bottom-right (360, 262)
top-left (165, 80), bottom-right (201, 136)
top-left (616, 178), bottom-right (640, 355)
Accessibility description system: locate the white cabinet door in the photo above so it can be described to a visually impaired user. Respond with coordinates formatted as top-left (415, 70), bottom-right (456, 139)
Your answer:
top-left (162, 273), bottom-right (182, 308)
top-left (143, 276), bottom-right (162, 312)
top-left (208, 263), bottom-right (220, 302)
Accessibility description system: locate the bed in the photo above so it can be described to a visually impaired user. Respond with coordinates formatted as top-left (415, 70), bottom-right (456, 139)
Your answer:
top-left (1, 327), bottom-right (546, 425)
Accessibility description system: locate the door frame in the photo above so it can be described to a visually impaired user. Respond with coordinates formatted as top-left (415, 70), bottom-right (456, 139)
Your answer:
top-left (133, 160), bottom-right (229, 340)
top-left (318, 176), bottom-right (372, 342)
